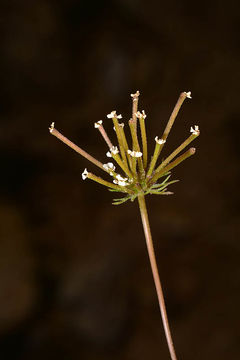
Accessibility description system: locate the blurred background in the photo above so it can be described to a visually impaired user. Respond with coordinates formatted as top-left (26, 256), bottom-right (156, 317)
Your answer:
top-left (1, 0), bottom-right (240, 359)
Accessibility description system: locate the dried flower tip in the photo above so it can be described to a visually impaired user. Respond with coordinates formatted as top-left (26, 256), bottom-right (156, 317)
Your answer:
top-left (135, 110), bottom-right (146, 119)
top-left (82, 168), bottom-right (88, 180)
top-left (103, 162), bottom-right (116, 171)
top-left (113, 123), bottom-right (124, 131)
top-left (107, 111), bottom-right (122, 119)
top-left (131, 91), bottom-right (140, 100)
top-left (155, 136), bottom-right (166, 145)
top-left (49, 122), bottom-right (55, 133)
top-left (184, 91), bottom-right (192, 99)
top-left (94, 120), bottom-right (103, 128)
top-left (190, 125), bottom-right (200, 135)
top-left (127, 150), bottom-right (143, 158)
top-left (113, 179), bottom-right (129, 186)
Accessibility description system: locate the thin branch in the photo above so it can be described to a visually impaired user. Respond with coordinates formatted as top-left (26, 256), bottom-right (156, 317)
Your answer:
top-left (49, 123), bottom-right (104, 171)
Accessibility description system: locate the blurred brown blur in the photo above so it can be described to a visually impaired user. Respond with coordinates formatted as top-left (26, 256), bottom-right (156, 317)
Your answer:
top-left (0, 0), bottom-right (240, 359)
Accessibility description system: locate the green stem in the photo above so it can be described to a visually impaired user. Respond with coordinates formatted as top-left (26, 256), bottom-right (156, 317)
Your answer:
top-left (137, 194), bottom-right (178, 360)
top-left (139, 116), bottom-right (148, 169)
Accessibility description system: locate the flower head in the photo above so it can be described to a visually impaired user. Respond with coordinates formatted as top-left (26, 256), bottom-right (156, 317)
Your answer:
top-left (107, 111), bottom-right (122, 119)
top-left (135, 110), bottom-right (146, 119)
top-left (94, 120), bottom-right (103, 128)
top-left (50, 90), bottom-right (200, 205)
top-left (49, 122), bottom-right (55, 133)
top-left (127, 150), bottom-right (142, 158)
top-left (82, 168), bottom-right (88, 180)
top-left (131, 91), bottom-right (140, 101)
top-left (184, 91), bottom-right (192, 99)
top-left (190, 125), bottom-right (200, 135)
top-left (103, 162), bottom-right (116, 171)
top-left (155, 136), bottom-right (166, 145)
top-left (113, 179), bottom-right (129, 186)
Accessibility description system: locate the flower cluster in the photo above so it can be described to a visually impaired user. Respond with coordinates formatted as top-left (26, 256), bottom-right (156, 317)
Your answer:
top-left (49, 91), bottom-right (200, 204)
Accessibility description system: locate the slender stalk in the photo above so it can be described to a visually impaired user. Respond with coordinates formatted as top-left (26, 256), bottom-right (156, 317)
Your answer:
top-left (146, 141), bottom-right (162, 178)
top-left (112, 118), bottom-right (128, 166)
top-left (156, 92), bottom-right (191, 161)
top-left (138, 194), bottom-right (178, 360)
top-left (88, 172), bottom-right (133, 194)
top-left (162, 92), bottom-right (190, 142)
top-left (139, 115), bottom-right (148, 169)
top-left (49, 125), bottom-right (104, 171)
top-left (129, 119), bottom-right (145, 178)
top-left (131, 90), bottom-right (140, 128)
top-left (111, 153), bottom-right (133, 179)
top-left (96, 123), bottom-right (113, 149)
top-left (149, 147), bottom-right (196, 186)
top-left (119, 125), bottom-right (133, 169)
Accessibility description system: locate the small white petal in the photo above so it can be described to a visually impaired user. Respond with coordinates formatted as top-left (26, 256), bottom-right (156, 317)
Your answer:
top-left (107, 111), bottom-right (116, 119)
top-left (185, 91), bottom-right (192, 99)
top-left (113, 179), bottom-right (129, 186)
top-left (82, 168), bottom-right (88, 180)
top-left (190, 125), bottom-right (200, 135)
top-left (110, 146), bottom-right (119, 155)
top-left (135, 110), bottom-right (146, 119)
top-left (103, 162), bottom-right (116, 171)
top-left (106, 151), bottom-right (112, 158)
top-left (49, 122), bottom-right (55, 133)
top-left (116, 174), bottom-right (128, 181)
top-left (118, 180), bottom-right (128, 186)
top-left (94, 120), bottom-right (103, 128)
top-left (108, 162), bottom-right (115, 170)
top-left (107, 111), bottom-right (122, 119)
top-left (127, 150), bottom-right (142, 158)
top-left (131, 90), bottom-right (140, 98)
top-left (155, 136), bottom-right (166, 145)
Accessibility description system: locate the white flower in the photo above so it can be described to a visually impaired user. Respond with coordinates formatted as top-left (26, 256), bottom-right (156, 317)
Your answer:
top-left (106, 146), bottom-right (119, 157)
top-left (113, 179), bottom-right (129, 187)
top-left (103, 162), bottom-right (116, 171)
top-left (135, 110), bottom-right (146, 119)
top-left (131, 91), bottom-right (140, 99)
top-left (107, 111), bottom-right (122, 119)
top-left (118, 180), bottom-right (129, 186)
top-left (49, 122), bottom-right (55, 133)
top-left (116, 174), bottom-right (128, 181)
top-left (127, 150), bottom-right (142, 158)
top-left (190, 125), bottom-right (200, 135)
top-left (184, 91), bottom-right (192, 99)
top-left (82, 168), bottom-right (88, 180)
top-left (94, 120), bottom-right (103, 128)
top-left (155, 136), bottom-right (166, 145)
top-left (110, 146), bottom-right (119, 155)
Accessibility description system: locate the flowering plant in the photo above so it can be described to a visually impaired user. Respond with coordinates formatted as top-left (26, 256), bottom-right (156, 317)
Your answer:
top-left (49, 91), bottom-right (199, 360)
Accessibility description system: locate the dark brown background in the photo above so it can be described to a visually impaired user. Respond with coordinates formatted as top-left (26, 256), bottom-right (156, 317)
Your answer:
top-left (1, 0), bottom-right (240, 359)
